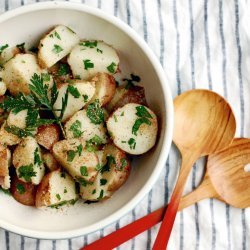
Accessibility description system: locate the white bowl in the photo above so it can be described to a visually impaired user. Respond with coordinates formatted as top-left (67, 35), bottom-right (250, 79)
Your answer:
top-left (0, 1), bottom-right (173, 239)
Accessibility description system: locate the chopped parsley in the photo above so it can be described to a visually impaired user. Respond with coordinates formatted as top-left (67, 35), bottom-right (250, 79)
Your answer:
top-left (64, 188), bottom-right (67, 193)
top-left (80, 166), bottom-right (88, 176)
top-left (136, 105), bottom-right (153, 119)
top-left (16, 42), bottom-right (25, 52)
top-left (100, 155), bottom-right (116, 173)
top-left (68, 85), bottom-right (81, 98)
top-left (0, 44), bottom-right (8, 55)
top-left (96, 48), bottom-right (103, 53)
top-left (52, 44), bottom-right (63, 54)
top-left (95, 163), bottom-right (102, 171)
top-left (120, 112), bottom-right (124, 116)
top-left (34, 147), bottom-right (43, 166)
top-left (123, 74), bottom-right (141, 89)
top-left (41, 73), bottom-right (50, 82)
top-left (0, 187), bottom-right (11, 196)
top-left (92, 189), bottom-right (96, 194)
top-left (56, 194), bottom-right (61, 200)
top-left (54, 31), bottom-right (61, 40)
top-left (114, 114), bottom-right (118, 122)
top-left (78, 178), bottom-right (89, 187)
top-left (128, 138), bottom-right (136, 150)
top-left (132, 117), bottom-right (151, 136)
top-left (86, 135), bottom-right (103, 152)
top-left (5, 125), bottom-right (34, 138)
top-left (67, 150), bottom-right (76, 162)
top-left (69, 120), bottom-right (82, 138)
top-left (107, 62), bottom-right (117, 74)
top-left (76, 144), bottom-right (83, 156)
top-left (100, 179), bottom-right (107, 186)
top-left (86, 100), bottom-right (104, 124)
top-left (97, 189), bottom-right (104, 200)
top-left (58, 64), bottom-right (69, 76)
top-left (83, 59), bottom-right (94, 70)
top-left (16, 183), bottom-right (26, 194)
top-left (49, 199), bottom-right (76, 209)
top-left (83, 94), bottom-right (88, 102)
top-left (18, 164), bottom-right (36, 182)
top-left (80, 40), bottom-right (98, 48)
top-left (120, 158), bottom-right (128, 170)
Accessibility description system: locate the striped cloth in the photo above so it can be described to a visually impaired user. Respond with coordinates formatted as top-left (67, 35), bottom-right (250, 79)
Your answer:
top-left (0, 0), bottom-right (250, 249)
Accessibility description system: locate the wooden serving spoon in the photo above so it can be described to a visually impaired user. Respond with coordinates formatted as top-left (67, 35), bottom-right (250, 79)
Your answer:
top-left (82, 138), bottom-right (250, 250)
top-left (153, 89), bottom-right (236, 249)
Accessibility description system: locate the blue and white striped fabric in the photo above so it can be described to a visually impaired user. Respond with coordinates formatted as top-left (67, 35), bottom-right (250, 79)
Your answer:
top-left (0, 0), bottom-right (250, 249)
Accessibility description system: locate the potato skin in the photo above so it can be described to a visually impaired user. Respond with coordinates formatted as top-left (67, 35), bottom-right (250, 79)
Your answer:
top-left (36, 124), bottom-right (60, 150)
top-left (10, 175), bottom-right (37, 206)
top-left (106, 86), bottom-right (147, 112)
top-left (42, 152), bottom-right (59, 171)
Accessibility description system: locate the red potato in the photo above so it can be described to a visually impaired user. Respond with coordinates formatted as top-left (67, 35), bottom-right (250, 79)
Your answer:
top-left (10, 175), bottom-right (36, 206)
top-left (106, 86), bottom-right (147, 112)
top-left (91, 73), bottom-right (116, 106)
top-left (36, 124), bottom-right (60, 150)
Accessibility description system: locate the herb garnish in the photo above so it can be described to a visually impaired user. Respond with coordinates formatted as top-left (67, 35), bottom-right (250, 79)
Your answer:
top-left (67, 150), bottom-right (76, 162)
top-left (41, 73), bottom-right (50, 82)
top-left (92, 189), bottom-right (96, 194)
top-left (97, 190), bottom-right (104, 200)
top-left (34, 147), bottom-right (43, 166)
top-left (54, 31), bottom-right (61, 40)
top-left (86, 135), bottom-right (103, 152)
top-left (69, 120), bottom-right (83, 138)
top-left (68, 85), bottom-right (80, 98)
top-left (58, 64), bottom-right (69, 76)
top-left (123, 74), bottom-right (141, 89)
top-left (83, 94), bottom-right (88, 102)
top-left (52, 44), bottom-right (63, 54)
top-left (83, 59), bottom-right (94, 70)
top-left (0, 44), bottom-right (8, 55)
top-left (76, 144), bottom-right (83, 156)
top-left (86, 100), bottom-right (104, 124)
top-left (56, 194), bottom-right (61, 200)
top-left (18, 164), bottom-right (36, 182)
top-left (107, 62), bottom-right (117, 74)
top-left (80, 166), bottom-right (88, 176)
top-left (128, 138), bottom-right (136, 150)
top-left (96, 48), bottom-right (103, 53)
top-left (132, 106), bottom-right (152, 136)
top-left (16, 183), bottom-right (26, 194)
top-left (80, 41), bottom-right (98, 48)
top-left (100, 179), bottom-right (107, 186)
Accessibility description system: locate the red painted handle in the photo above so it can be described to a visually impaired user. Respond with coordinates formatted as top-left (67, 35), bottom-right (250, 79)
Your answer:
top-left (81, 206), bottom-right (166, 250)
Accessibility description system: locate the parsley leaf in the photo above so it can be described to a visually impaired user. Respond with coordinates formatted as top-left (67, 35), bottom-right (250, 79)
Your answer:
top-left (86, 135), bottom-right (103, 152)
top-left (83, 59), bottom-right (94, 70)
top-left (100, 179), bottom-right (107, 186)
top-left (54, 31), bottom-right (61, 40)
top-left (52, 44), bottom-right (63, 54)
top-left (107, 62), bottom-right (117, 73)
top-left (50, 81), bottom-right (59, 106)
top-left (86, 100), bottom-right (104, 124)
top-left (128, 138), bottom-right (136, 150)
top-left (67, 150), bottom-right (76, 162)
top-left (56, 194), bottom-right (61, 200)
top-left (16, 183), bottom-right (26, 194)
top-left (58, 64), bottom-right (69, 76)
top-left (135, 106), bottom-right (153, 119)
top-left (18, 164), bottom-right (36, 182)
top-left (5, 125), bottom-right (35, 138)
top-left (68, 85), bottom-right (80, 98)
top-left (34, 147), bottom-right (43, 166)
top-left (69, 120), bottom-right (83, 138)
top-left (97, 190), bottom-right (104, 200)
top-left (0, 44), bottom-right (8, 55)
top-left (41, 73), bottom-right (50, 82)
top-left (80, 166), bottom-right (88, 176)
top-left (76, 144), bottom-right (83, 156)
top-left (80, 41), bottom-right (97, 48)
top-left (132, 117), bottom-right (151, 136)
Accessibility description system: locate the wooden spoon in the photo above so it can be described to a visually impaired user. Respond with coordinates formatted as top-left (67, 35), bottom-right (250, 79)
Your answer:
top-left (82, 138), bottom-right (250, 250)
top-left (153, 89), bottom-right (236, 249)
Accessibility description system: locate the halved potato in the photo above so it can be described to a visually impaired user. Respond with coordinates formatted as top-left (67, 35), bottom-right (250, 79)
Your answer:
top-left (106, 86), bottom-right (147, 112)
top-left (2, 54), bottom-right (52, 96)
top-left (0, 144), bottom-right (11, 189)
top-left (38, 25), bottom-right (80, 68)
top-left (13, 137), bottom-right (45, 185)
top-left (36, 124), bottom-right (60, 150)
top-left (79, 172), bottom-right (112, 201)
top-left (107, 103), bottom-right (158, 155)
top-left (68, 41), bottom-right (119, 80)
top-left (10, 175), bottom-right (36, 206)
top-left (90, 73), bottom-right (116, 106)
top-left (53, 81), bottom-right (95, 122)
top-left (52, 139), bottom-right (98, 183)
top-left (7, 109), bottom-right (28, 129)
top-left (0, 121), bottom-right (21, 146)
top-left (102, 143), bottom-right (131, 192)
top-left (64, 109), bottom-right (108, 143)
top-left (36, 169), bottom-right (78, 208)
top-left (0, 45), bottom-right (20, 65)
top-left (42, 152), bottom-right (59, 172)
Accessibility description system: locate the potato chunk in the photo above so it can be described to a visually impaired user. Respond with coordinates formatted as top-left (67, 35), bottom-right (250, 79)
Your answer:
top-left (36, 169), bottom-right (78, 208)
top-left (0, 144), bottom-right (11, 189)
top-left (107, 103), bottom-right (158, 155)
top-left (53, 81), bottom-right (95, 122)
top-left (52, 139), bottom-right (98, 183)
top-left (42, 152), bottom-right (59, 172)
top-left (13, 137), bottom-right (45, 185)
top-left (102, 143), bottom-right (131, 192)
top-left (38, 25), bottom-right (80, 68)
top-left (36, 124), bottom-right (60, 150)
top-left (10, 175), bottom-right (36, 206)
top-left (90, 73), bottom-right (116, 106)
top-left (2, 54), bottom-right (51, 95)
top-left (68, 41), bottom-right (119, 80)
top-left (0, 45), bottom-right (20, 65)
top-left (64, 109), bottom-right (107, 143)
top-left (0, 121), bottom-right (21, 146)
top-left (106, 86), bottom-right (147, 112)
top-left (7, 109), bottom-right (28, 129)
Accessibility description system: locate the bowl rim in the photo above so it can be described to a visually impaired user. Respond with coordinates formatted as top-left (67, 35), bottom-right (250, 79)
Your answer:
top-left (0, 1), bottom-right (174, 240)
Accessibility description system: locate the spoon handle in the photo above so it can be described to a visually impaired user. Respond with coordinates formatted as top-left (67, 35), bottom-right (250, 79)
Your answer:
top-left (81, 174), bottom-right (218, 250)
top-left (152, 154), bottom-right (196, 250)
